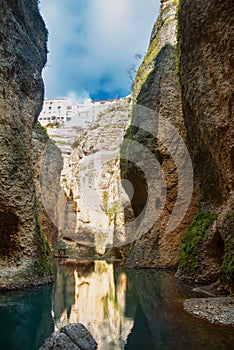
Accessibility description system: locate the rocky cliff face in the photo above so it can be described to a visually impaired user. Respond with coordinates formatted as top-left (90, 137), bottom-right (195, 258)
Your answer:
top-left (32, 123), bottom-right (63, 250)
top-left (176, 0), bottom-right (234, 290)
top-left (0, 0), bottom-right (52, 287)
top-left (122, 0), bottom-right (233, 290)
top-left (121, 0), bottom-right (198, 267)
top-left (60, 100), bottom-right (132, 256)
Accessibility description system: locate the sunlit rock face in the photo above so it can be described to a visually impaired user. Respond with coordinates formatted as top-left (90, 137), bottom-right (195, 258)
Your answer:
top-left (53, 261), bottom-right (134, 350)
top-left (121, 0), bottom-right (198, 268)
top-left (0, 0), bottom-right (52, 285)
top-left (60, 99), bottom-right (132, 254)
top-left (32, 124), bottom-right (63, 250)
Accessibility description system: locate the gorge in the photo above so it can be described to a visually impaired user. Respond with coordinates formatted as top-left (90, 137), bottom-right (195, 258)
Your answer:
top-left (0, 0), bottom-right (233, 348)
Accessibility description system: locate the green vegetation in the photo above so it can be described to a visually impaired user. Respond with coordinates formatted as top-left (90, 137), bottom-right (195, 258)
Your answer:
top-left (133, 34), bottom-right (159, 99)
top-left (102, 288), bottom-right (119, 319)
top-left (34, 122), bottom-right (49, 141)
top-left (100, 190), bottom-right (120, 225)
top-left (101, 191), bottom-right (109, 214)
top-left (221, 211), bottom-right (234, 284)
top-left (45, 122), bottom-right (60, 128)
top-left (108, 201), bottom-right (119, 224)
top-left (179, 211), bottom-right (216, 273)
top-left (133, 0), bottom-right (179, 99)
top-left (89, 122), bottom-right (100, 130)
top-left (222, 241), bottom-right (234, 281)
top-left (71, 139), bottom-right (81, 149)
top-left (56, 140), bottom-right (71, 145)
top-left (13, 139), bottom-right (28, 159)
top-left (34, 220), bottom-right (52, 277)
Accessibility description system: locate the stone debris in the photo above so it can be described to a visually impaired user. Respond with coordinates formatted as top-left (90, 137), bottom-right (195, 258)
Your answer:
top-left (184, 297), bottom-right (234, 326)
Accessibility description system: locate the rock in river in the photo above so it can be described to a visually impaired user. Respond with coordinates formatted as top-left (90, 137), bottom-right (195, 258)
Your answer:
top-left (39, 323), bottom-right (98, 350)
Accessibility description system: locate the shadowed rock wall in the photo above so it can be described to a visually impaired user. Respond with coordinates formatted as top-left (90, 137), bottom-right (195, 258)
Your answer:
top-left (0, 0), bottom-right (52, 286)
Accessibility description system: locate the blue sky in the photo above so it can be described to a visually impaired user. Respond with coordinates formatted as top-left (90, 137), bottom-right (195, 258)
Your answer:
top-left (40, 0), bottom-right (160, 101)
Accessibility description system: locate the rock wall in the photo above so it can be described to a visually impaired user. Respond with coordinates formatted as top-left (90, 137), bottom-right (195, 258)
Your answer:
top-left (0, 0), bottom-right (52, 286)
top-left (122, 0), bottom-right (233, 289)
top-left (177, 0), bottom-right (234, 289)
top-left (33, 123), bottom-right (63, 250)
top-left (121, 0), bottom-right (198, 267)
top-left (60, 100), bottom-right (132, 256)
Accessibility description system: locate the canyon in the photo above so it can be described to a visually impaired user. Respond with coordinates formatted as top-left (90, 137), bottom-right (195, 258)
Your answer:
top-left (0, 1), bottom-right (233, 349)
top-left (0, 0), bottom-right (233, 296)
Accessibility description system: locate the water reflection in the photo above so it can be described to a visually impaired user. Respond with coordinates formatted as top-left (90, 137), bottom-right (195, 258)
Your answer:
top-left (53, 260), bottom-right (134, 350)
top-left (126, 269), bottom-right (234, 350)
top-left (0, 262), bottom-right (233, 350)
top-left (53, 261), bottom-right (234, 350)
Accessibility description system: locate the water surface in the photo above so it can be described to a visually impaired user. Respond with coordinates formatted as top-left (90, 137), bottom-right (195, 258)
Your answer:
top-left (0, 260), bottom-right (233, 350)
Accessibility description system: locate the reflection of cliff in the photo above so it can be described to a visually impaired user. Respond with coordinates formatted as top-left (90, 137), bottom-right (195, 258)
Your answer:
top-left (53, 261), bottom-right (134, 350)
top-left (53, 261), bottom-right (94, 324)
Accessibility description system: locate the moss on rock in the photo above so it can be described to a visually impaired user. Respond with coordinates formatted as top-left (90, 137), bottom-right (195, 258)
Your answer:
top-left (179, 211), bottom-right (216, 274)
top-left (34, 220), bottom-right (52, 277)
top-left (221, 210), bottom-right (234, 287)
top-left (34, 121), bottom-right (49, 141)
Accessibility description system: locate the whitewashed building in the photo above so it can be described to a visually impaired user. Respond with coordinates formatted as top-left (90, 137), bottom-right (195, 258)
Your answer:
top-left (38, 98), bottom-right (117, 128)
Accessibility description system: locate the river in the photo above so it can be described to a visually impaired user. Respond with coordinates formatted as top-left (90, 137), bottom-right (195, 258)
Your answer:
top-left (0, 260), bottom-right (233, 349)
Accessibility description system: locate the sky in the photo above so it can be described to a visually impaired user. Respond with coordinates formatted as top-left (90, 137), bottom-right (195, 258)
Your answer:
top-left (40, 0), bottom-right (160, 101)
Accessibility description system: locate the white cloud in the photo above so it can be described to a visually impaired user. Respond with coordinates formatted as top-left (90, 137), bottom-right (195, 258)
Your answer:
top-left (40, 0), bottom-right (160, 99)
top-left (67, 90), bottom-right (91, 104)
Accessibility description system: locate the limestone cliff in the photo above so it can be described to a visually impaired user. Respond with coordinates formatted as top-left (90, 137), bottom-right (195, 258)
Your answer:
top-left (176, 0), bottom-right (234, 290)
top-left (0, 0), bottom-right (52, 287)
top-left (121, 0), bottom-right (198, 267)
top-left (59, 99), bottom-right (132, 256)
top-left (32, 123), bottom-right (63, 251)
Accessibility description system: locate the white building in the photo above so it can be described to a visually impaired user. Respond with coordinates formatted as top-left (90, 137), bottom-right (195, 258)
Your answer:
top-left (38, 98), bottom-right (117, 128)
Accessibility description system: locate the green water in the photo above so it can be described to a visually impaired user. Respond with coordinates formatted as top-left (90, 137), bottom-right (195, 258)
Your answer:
top-left (0, 261), bottom-right (233, 350)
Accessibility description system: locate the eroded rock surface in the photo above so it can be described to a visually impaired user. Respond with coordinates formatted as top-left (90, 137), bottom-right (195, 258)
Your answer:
top-left (0, 0), bottom-right (52, 286)
top-left (33, 123), bottom-right (63, 250)
top-left (176, 0), bottom-right (234, 289)
top-left (121, 0), bottom-right (198, 268)
top-left (59, 99), bottom-right (132, 256)
top-left (121, 0), bottom-right (233, 293)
